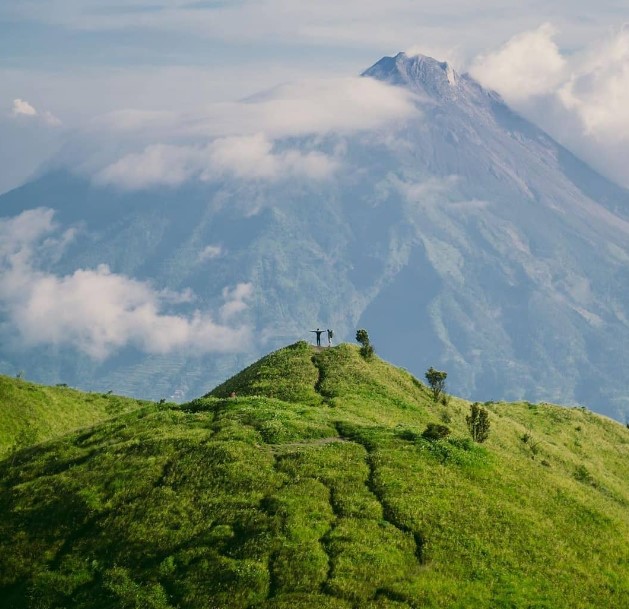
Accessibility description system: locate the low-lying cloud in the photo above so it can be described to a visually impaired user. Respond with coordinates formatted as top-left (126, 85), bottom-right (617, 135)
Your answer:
top-left (80, 76), bottom-right (419, 189)
top-left (95, 134), bottom-right (339, 190)
top-left (0, 208), bottom-right (253, 359)
top-left (87, 77), bottom-right (418, 142)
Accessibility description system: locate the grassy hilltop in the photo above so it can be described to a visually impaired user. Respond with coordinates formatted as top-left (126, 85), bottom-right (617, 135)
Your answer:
top-left (1, 342), bottom-right (628, 608)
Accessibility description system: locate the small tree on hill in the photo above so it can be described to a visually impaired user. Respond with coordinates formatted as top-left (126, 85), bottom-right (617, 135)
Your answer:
top-left (425, 367), bottom-right (447, 403)
top-left (466, 403), bottom-right (490, 443)
top-left (355, 329), bottom-right (375, 360)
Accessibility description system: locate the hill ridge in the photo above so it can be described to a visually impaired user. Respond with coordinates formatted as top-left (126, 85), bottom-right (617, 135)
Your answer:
top-left (1, 344), bottom-right (628, 608)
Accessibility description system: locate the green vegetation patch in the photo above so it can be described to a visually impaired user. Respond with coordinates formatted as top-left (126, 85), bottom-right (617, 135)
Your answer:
top-left (1, 343), bottom-right (629, 608)
top-left (0, 374), bottom-right (152, 456)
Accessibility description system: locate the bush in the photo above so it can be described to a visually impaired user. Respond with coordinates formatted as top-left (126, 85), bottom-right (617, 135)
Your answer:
top-left (422, 423), bottom-right (451, 441)
top-left (466, 403), bottom-right (490, 443)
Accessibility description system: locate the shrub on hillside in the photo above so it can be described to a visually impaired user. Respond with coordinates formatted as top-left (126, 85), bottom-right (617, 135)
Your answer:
top-left (422, 423), bottom-right (451, 441)
top-left (360, 344), bottom-right (374, 360)
top-left (466, 403), bottom-right (490, 443)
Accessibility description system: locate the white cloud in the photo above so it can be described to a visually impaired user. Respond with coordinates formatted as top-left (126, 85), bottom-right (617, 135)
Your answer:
top-left (220, 283), bottom-right (254, 321)
top-left (469, 25), bottom-right (629, 187)
top-left (91, 77), bottom-right (418, 141)
top-left (558, 29), bottom-right (629, 140)
top-left (9, 98), bottom-right (62, 127)
top-left (94, 134), bottom-right (340, 190)
top-left (83, 76), bottom-right (417, 189)
top-left (11, 98), bottom-right (37, 117)
top-left (198, 244), bottom-right (223, 262)
top-left (5, 6), bottom-right (629, 193)
top-left (94, 144), bottom-right (200, 189)
top-left (204, 134), bottom-right (338, 181)
top-left (0, 208), bottom-right (253, 359)
top-left (470, 23), bottom-right (567, 102)
top-left (236, 78), bottom-right (419, 138)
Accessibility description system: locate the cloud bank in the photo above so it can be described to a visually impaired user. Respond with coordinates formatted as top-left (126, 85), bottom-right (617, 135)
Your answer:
top-left (470, 24), bottom-right (566, 102)
top-left (0, 209), bottom-right (253, 359)
top-left (82, 76), bottom-right (418, 190)
top-left (470, 26), bottom-right (629, 188)
top-left (95, 135), bottom-right (340, 190)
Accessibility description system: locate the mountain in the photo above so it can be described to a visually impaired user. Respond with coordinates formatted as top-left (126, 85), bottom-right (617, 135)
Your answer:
top-left (1, 343), bottom-right (628, 608)
top-left (1, 52), bottom-right (629, 420)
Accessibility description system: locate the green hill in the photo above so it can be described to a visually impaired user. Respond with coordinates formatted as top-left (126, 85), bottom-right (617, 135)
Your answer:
top-left (1, 342), bottom-right (628, 608)
top-left (0, 375), bottom-right (153, 457)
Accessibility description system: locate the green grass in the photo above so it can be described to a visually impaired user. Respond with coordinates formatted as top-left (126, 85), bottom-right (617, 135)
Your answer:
top-left (1, 342), bottom-right (628, 608)
top-left (0, 375), bottom-right (153, 457)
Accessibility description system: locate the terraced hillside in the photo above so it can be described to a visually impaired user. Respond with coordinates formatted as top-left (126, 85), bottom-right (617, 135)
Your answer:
top-left (1, 342), bottom-right (628, 608)
top-left (0, 375), bottom-right (152, 457)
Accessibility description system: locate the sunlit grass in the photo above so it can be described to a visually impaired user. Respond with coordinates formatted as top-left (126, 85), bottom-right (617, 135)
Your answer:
top-left (1, 342), bottom-right (628, 608)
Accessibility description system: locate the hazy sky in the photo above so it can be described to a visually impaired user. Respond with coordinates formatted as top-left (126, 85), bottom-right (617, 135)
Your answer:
top-left (1, 1), bottom-right (629, 193)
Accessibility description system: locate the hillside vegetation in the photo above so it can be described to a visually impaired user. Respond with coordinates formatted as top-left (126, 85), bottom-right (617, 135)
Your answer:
top-left (0, 375), bottom-right (152, 457)
top-left (1, 342), bottom-right (628, 608)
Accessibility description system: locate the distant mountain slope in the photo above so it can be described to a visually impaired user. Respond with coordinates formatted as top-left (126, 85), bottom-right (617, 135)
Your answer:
top-left (1, 52), bottom-right (629, 420)
top-left (1, 343), bottom-right (628, 608)
top-left (0, 375), bottom-right (151, 456)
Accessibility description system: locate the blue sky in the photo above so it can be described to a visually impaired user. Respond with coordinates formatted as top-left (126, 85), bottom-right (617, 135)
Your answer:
top-left (1, 1), bottom-right (629, 193)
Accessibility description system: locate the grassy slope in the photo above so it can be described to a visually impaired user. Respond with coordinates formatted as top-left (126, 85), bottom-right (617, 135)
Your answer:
top-left (1, 342), bottom-right (628, 608)
top-left (0, 375), bottom-right (152, 456)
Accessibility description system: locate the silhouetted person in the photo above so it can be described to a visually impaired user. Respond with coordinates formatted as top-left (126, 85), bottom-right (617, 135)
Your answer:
top-left (327, 329), bottom-right (334, 346)
top-left (310, 328), bottom-right (324, 346)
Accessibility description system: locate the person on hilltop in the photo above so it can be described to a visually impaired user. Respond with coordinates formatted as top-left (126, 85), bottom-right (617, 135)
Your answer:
top-left (310, 328), bottom-right (324, 347)
top-left (327, 329), bottom-right (334, 347)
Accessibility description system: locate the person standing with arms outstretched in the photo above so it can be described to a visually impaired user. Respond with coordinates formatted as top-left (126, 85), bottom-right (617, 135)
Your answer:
top-left (310, 328), bottom-right (324, 347)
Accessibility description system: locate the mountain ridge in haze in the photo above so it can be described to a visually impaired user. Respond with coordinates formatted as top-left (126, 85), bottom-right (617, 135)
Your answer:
top-left (1, 52), bottom-right (628, 419)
